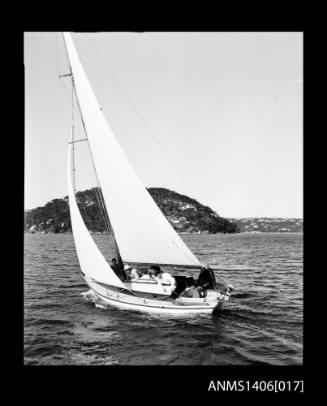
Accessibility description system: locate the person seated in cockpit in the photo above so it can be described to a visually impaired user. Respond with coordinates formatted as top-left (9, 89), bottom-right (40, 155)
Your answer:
top-left (180, 278), bottom-right (207, 298)
top-left (197, 265), bottom-right (217, 290)
top-left (111, 258), bottom-right (126, 281)
top-left (148, 268), bottom-right (155, 279)
top-left (123, 264), bottom-right (140, 281)
top-left (139, 269), bottom-right (153, 280)
top-left (150, 265), bottom-right (176, 290)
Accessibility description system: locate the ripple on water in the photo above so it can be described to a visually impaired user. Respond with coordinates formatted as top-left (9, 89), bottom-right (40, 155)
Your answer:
top-left (24, 232), bottom-right (303, 365)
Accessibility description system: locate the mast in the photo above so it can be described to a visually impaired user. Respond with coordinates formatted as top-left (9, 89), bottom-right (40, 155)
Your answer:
top-left (62, 32), bottom-right (203, 269)
top-left (62, 32), bottom-right (124, 270)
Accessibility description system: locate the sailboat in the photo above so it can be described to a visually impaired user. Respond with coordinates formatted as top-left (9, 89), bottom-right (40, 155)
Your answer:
top-left (63, 32), bottom-right (233, 314)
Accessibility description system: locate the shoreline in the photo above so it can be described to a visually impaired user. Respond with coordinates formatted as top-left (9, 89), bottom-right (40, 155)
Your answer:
top-left (24, 230), bottom-right (303, 235)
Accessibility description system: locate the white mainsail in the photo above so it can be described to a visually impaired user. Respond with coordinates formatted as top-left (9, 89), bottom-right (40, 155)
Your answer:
top-left (64, 32), bottom-right (202, 268)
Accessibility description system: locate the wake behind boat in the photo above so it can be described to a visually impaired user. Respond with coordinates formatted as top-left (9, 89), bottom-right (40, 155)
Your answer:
top-left (62, 32), bottom-right (233, 315)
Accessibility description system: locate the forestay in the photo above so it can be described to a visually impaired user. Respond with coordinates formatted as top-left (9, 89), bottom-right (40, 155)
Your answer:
top-left (64, 33), bottom-right (202, 268)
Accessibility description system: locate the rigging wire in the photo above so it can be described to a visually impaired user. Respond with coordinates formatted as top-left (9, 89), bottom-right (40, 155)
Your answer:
top-left (55, 33), bottom-right (83, 118)
top-left (58, 32), bottom-right (134, 292)
top-left (57, 33), bottom-right (201, 271)
top-left (71, 73), bottom-right (76, 193)
top-left (71, 81), bottom-right (119, 256)
top-left (86, 34), bottom-right (198, 202)
top-left (84, 34), bottom-right (204, 266)
top-left (56, 32), bottom-right (119, 257)
top-left (70, 72), bottom-right (121, 259)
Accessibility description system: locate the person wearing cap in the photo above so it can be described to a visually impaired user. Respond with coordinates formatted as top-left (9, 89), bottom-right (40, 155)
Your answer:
top-left (124, 264), bottom-right (140, 281)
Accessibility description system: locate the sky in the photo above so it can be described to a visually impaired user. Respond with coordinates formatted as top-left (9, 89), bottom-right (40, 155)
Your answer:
top-left (24, 32), bottom-right (303, 218)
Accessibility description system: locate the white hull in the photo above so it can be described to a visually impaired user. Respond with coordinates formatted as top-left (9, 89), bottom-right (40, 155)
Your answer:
top-left (84, 276), bottom-right (229, 315)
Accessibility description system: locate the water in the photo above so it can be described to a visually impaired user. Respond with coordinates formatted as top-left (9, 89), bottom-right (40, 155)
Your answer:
top-left (24, 232), bottom-right (303, 365)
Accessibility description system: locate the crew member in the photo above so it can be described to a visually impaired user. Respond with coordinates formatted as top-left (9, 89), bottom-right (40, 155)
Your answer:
top-left (150, 265), bottom-right (176, 291)
top-left (124, 264), bottom-right (140, 281)
top-left (111, 258), bottom-right (126, 281)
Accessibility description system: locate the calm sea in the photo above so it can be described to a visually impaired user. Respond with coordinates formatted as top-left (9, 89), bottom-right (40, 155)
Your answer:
top-left (24, 232), bottom-right (303, 365)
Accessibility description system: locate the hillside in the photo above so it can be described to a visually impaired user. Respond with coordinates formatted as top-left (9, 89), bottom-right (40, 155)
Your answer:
top-left (25, 187), bottom-right (240, 234)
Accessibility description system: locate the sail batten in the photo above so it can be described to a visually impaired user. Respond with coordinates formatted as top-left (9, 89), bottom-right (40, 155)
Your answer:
top-left (64, 32), bottom-right (202, 268)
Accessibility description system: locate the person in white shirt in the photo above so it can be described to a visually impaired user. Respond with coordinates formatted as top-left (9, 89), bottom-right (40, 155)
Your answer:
top-left (150, 265), bottom-right (176, 292)
top-left (124, 264), bottom-right (140, 281)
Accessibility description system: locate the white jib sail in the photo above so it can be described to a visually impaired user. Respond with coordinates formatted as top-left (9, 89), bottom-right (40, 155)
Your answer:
top-left (68, 133), bottom-right (126, 289)
top-left (64, 32), bottom-right (202, 268)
